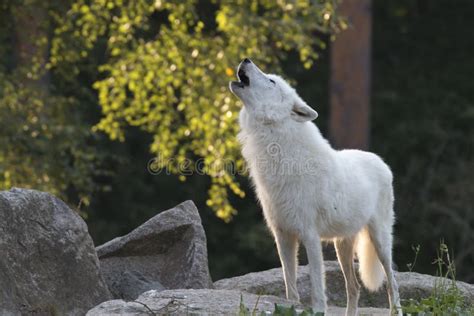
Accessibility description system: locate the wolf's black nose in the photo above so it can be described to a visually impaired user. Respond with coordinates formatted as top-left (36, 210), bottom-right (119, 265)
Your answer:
top-left (243, 58), bottom-right (251, 64)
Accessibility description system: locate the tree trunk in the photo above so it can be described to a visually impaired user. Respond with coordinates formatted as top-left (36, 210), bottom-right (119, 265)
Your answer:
top-left (329, 0), bottom-right (372, 150)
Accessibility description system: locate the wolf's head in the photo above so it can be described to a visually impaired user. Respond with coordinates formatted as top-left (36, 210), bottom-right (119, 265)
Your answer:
top-left (229, 58), bottom-right (318, 124)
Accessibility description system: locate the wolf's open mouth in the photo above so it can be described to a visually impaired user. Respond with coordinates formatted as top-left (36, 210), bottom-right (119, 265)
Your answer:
top-left (238, 69), bottom-right (250, 86)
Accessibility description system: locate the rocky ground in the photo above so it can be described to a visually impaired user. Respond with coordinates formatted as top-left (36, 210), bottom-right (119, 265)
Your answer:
top-left (87, 289), bottom-right (390, 315)
top-left (1, 188), bottom-right (472, 315)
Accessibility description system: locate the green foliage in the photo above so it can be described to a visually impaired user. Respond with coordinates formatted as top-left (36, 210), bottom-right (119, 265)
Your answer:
top-left (272, 305), bottom-right (323, 316)
top-left (0, 72), bottom-right (98, 207)
top-left (50, 0), bottom-right (345, 221)
top-left (406, 244), bottom-right (420, 272)
top-left (0, 0), bottom-right (108, 211)
top-left (401, 242), bottom-right (474, 315)
top-left (238, 294), bottom-right (322, 316)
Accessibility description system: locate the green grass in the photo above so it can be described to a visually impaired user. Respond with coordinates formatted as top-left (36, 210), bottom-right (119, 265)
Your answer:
top-left (238, 294), bottom-right (323, 316)
top-left (401, 241), bottom-right (474, 315)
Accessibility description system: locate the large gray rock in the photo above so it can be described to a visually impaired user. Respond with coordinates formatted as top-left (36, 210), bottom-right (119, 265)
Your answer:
top-left (0, 188), bottom-right (111, 315)
top-left (215, 261), bottom-right (474, 308)
top-left (87, 289), bottom-right (389, 315)
top-left (97, 200), bottom-right (213, 300)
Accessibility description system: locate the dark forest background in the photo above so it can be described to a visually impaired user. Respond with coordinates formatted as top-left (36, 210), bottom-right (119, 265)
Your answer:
top-left (1, 0), bottom-right (473, 283)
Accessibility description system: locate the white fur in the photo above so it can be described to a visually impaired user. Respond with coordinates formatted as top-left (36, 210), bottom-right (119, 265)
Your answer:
top-left (230, 59), bottom-right (402, 316)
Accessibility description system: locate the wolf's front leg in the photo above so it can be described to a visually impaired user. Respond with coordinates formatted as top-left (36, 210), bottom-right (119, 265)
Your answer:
top-left (301, 230), bottom-right (326, 313)
top-left (274, 228), bottom-right (300, 302)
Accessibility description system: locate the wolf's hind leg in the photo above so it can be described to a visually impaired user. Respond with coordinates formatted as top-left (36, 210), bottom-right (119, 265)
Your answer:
top-left (334, 236), bottom-right (360, 316)
top-left (368, 222), bottom-right (402, 316)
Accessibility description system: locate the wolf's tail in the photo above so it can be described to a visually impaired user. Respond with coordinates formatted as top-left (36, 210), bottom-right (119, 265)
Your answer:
top-left (355, 228), bottom-right (385, 291)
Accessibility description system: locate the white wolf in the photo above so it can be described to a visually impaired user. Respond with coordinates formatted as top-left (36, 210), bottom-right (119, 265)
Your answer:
top-left (230, 58), bottom-right (402, 316)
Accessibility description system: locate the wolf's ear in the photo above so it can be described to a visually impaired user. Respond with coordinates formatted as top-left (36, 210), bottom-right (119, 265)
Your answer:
top-left (291, 99), bottom-right (318, 122)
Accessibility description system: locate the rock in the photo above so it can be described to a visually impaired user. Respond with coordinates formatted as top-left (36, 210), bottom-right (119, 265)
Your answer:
top-left (214, 261), bottom-right (474, 308)
top-left (0, 188), bottom-right (111, 315)
top-left (97, 200), bottom-right (213, 300)
top-left (215, 261), bottom-right (347, 307)
top-left (107, 270), bottom-right (166, 302)
top-left (397, 271), bottom-right (474, 305)
top-left (87, 289), bottom-right (390, 316)
top-left (86, 289), bottom-right (389, 316)
top-left (87, 289), bottom-right (297, 315)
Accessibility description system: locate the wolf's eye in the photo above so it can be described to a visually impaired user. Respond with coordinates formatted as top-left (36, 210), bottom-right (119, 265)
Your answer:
top-left (269, 79), bottom-right (275, 84)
